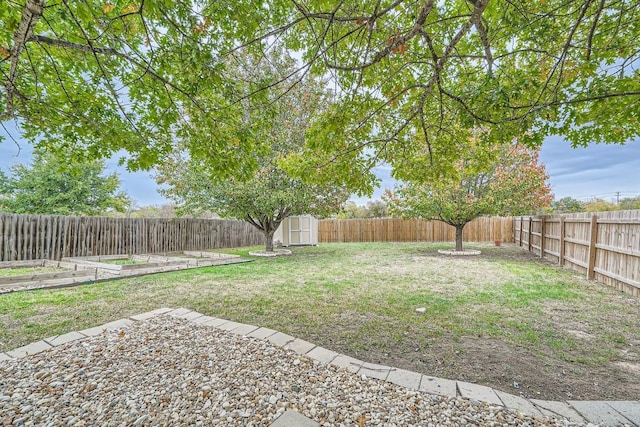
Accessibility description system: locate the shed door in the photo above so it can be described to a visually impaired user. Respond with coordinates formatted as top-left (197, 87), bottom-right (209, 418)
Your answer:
top-left (289, 216), bottom-right (311, 245)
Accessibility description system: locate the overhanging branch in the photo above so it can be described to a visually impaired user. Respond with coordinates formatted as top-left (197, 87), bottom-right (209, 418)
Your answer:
top-left (27, 34), bottom-right (204, 112)
top-left (3, 0), bottom-right (45, 120)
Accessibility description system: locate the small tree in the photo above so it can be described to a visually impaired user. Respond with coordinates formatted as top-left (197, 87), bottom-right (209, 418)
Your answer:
top-left (365, 200), bottom-right (388, 218)
top-left (157, 49), bottom-right (349, 252)
top-left (0, 151), bottom-right (128, 215)
top-left (385, 144), bottom-right (553, 251)
top-left (619, 196), bottom-right (640, 211)
top-left (160, 161), bottom-right (346, 252)
top-left (336, 201), bottom-right (366, 219)
top-left (583, 198), bottom-right (619, 212)
top-left (337, 200), bottom-right (389, 219)
top-left (551, 197), bottom-right (585, 213)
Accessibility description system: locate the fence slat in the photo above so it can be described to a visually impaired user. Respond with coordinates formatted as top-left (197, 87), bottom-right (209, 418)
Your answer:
top-left (559, 217), bottom-right (565, 266)
top-left (587, 215), bottom-right (599, 280)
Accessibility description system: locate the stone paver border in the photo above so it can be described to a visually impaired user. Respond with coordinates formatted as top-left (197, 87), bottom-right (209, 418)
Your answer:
top-left (1, 307), bottom-right (638, 427)
top-left (248, 249), bottom-right (292, 257)
top-left (437, 249), bottom-right (482, 256)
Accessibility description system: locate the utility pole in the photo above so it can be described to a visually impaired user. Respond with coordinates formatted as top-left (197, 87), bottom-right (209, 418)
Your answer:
top-left (615, 191), bottom-right (621, 205)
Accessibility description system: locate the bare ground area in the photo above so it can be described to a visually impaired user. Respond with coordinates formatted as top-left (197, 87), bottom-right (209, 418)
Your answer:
top-left (357, 329), bottom-right (640, 402)
top-left (301, 317), bottom-right (640, 402)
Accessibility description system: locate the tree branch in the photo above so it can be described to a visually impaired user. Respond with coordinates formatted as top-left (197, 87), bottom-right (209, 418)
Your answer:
top-left (325, 0), bottom-right (437, 72)
top-left (61, 0), bottom-right (142, 136)
top-left (2, 0), bottom-right (45, 120)
top-left (586, 0), bottom-right (605, 60)
top-left (472, 16), bottom-right (493, 75)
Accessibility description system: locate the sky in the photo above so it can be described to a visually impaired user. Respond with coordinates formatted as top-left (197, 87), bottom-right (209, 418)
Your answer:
top-left (538, 136), bottom-right (640, 203)
top-left (352, 136), bottom-right (640, 205)
top-left (1, 131), bottom-right (639, 206)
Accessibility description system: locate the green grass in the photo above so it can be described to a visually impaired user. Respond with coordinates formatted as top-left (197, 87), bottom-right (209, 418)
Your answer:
top-left (1, 242), bottom-right (638, 399)
top-left (100, 259), bottom-right (142, 265)
top-left (0, 267), bottom-right (65, 277)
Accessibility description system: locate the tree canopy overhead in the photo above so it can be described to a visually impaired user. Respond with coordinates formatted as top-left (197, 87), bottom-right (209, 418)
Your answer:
top-left (2, 1), bottom-right (639, 192)
top-left (273, 0), bottom-right (640, 187)
top-left (1, 0), bottom-right (276, 171)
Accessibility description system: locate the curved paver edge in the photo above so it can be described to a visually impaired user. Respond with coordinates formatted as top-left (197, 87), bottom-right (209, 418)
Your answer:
top-left (1, 307), bottom-right (638, 427)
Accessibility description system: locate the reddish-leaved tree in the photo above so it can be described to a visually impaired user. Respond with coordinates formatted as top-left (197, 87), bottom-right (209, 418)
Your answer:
top-left (385, 144), bottom-right (553, 251)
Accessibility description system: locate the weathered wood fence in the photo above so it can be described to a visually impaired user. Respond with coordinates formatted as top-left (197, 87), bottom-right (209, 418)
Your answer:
top-left (0, 214), bottom-right (265, 261)
top-left (6, 212), bottom-right (638, 295)
top-left (318, 217), bottom-right (513, 243)
top-left (515, 210), bottom-right (640, 296)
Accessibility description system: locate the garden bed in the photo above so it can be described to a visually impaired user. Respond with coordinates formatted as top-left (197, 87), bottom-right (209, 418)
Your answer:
top-left (0, 252), bottom-right (248, 294)
top-left (62, 254), bottom-right (191, 278)
top-left (161, 251), bottom-right (244, 267)
top-left (0, 259), bottom-right (97, 294)
top-left (62, 252), bottom-right (246, 278)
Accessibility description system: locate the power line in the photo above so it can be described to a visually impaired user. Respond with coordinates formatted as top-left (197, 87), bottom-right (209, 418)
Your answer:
top-left (572, 192), bottom-right (640, 202)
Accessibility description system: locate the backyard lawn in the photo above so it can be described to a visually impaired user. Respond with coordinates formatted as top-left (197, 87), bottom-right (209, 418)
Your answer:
top-left (0, 242), bottom-right (638, 401)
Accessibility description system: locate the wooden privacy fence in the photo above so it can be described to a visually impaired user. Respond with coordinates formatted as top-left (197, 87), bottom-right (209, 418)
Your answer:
top-left (0, 214), bottom-right (265, 262)
top-left (318, 217), bottom-right (513, 243)
top-left (515, 210), bottom-right (640, 296)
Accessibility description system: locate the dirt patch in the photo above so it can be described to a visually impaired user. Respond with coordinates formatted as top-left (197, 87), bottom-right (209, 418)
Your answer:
top-left (307, 327), bottom-right (640, 401)
top-left (404, 335), bottom-right (640, 401)
top-left (304, 314), bottom-right (640, 400)
top-left (615, 361), bottom-right (640, 375)
top-left (295, 245), bottom-right (640, 401)
top-left (565, 330), bottom-right (594, 340)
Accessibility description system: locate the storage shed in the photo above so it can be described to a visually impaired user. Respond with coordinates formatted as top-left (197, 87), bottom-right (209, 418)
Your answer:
top-left (274, 215), bottom-right (318, 247)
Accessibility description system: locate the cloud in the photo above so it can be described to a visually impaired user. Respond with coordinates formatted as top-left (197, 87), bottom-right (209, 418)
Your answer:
top-left (539, 136), bottom-right (640, 198)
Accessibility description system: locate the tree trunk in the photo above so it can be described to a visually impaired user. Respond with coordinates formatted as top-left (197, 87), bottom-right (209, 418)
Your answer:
top-left (455, 224), bottom-right (464, 251)
top-left (264, 230), bottom-right (275, 252)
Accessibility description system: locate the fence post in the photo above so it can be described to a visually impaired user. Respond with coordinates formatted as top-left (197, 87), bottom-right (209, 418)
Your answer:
top-left (527, 217), bottom-right (533, 252)
top-left (559, 216), bottom-right (565, 266)
top-left (539, 216), bottom-right (545, 258)
top-left (519, 217), bottom-right (523, 246)
top-left (587, 215), bottom-right (598, 280)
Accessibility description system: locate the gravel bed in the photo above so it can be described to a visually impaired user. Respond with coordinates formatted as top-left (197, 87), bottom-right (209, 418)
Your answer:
top-left (0, 316), bottom-right (586, 426)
